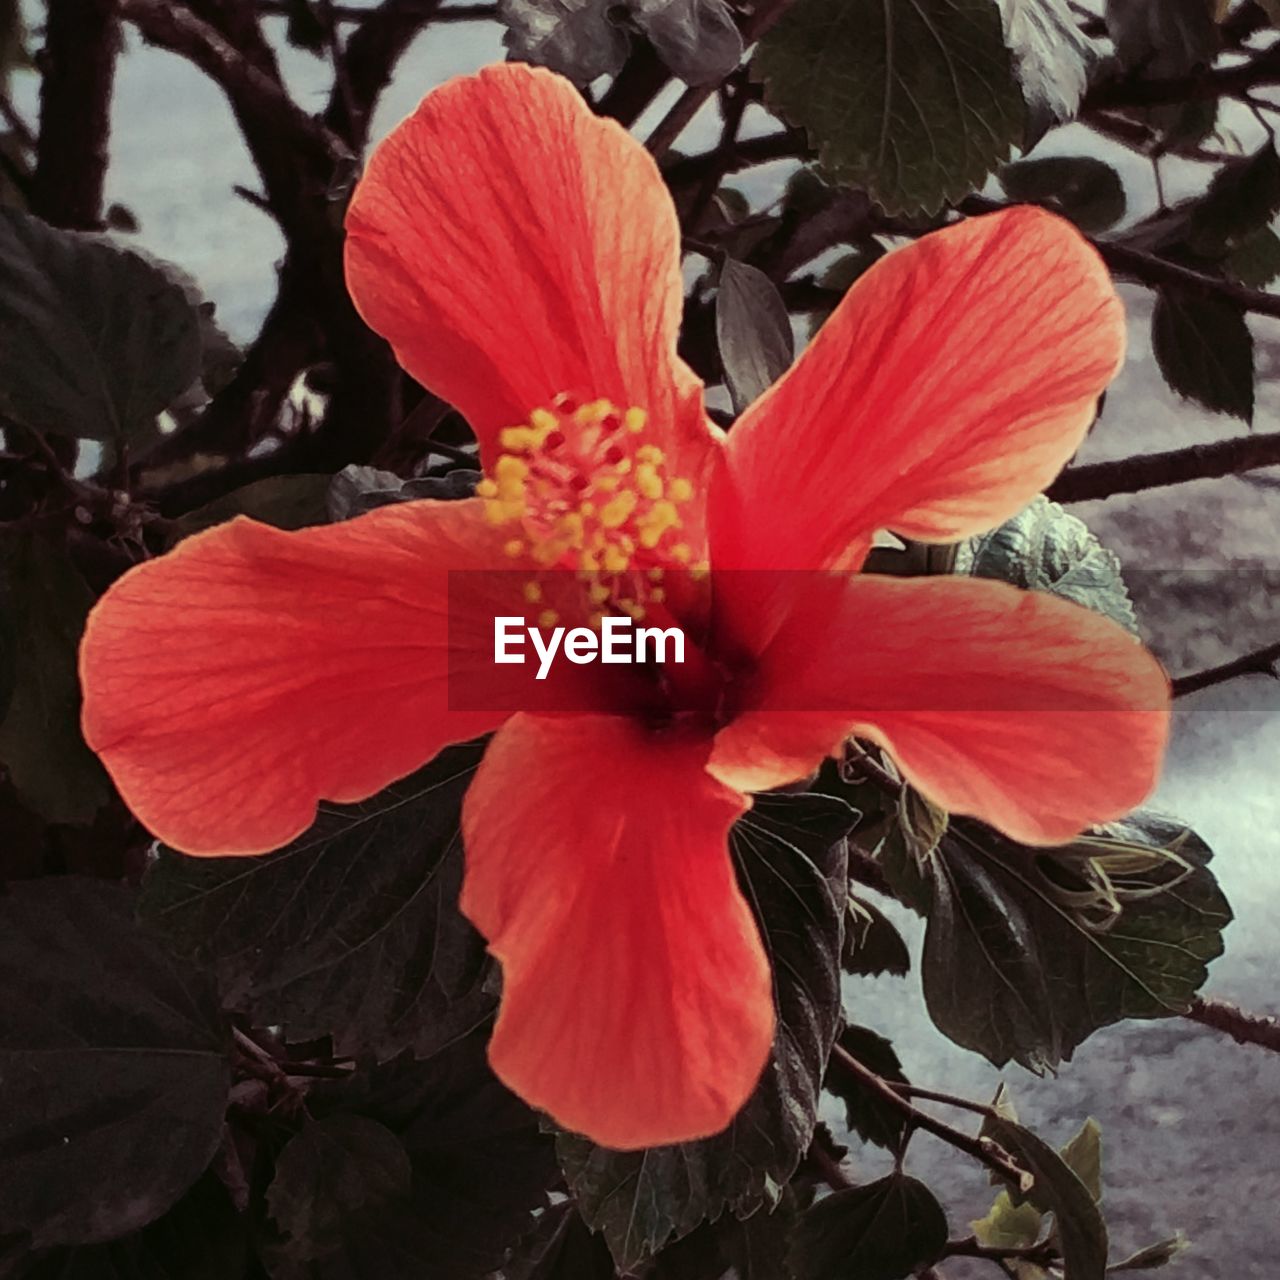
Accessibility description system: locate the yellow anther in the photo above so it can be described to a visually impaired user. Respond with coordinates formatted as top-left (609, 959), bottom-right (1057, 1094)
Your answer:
top-left (575, 400), bottom-right (611, 426)
top-left (691, 562), bottom-right (711, 582)
top-left (538, 609), bottom-right (560, 628)
top-left (476, 478), bottom-right (498, 498)
top-left (556, 511), bottom-right (585, 544)
top-left (669, 477), bottom-right (694, 503)
top-left (650, 587), bottom-right (666, 603)
top-left (637, 500), bottom-right (680, 549)
top-left (532, 540), bottom-right (565, 568)
top-left (588, 582), bottom-right (611, 605)
top-left (522, 581), bottom-right (543, 603)
top-left (602, 544), bottom-right (630, 574)
top-left (500, 426), bottom-right (540, 452)
top-left (600, 490), bottom-right (638, 529)
top-left (625, 407), bottom-right (647, 434)
top-left (578, 549), bottom-right (600, 573)
top-left (503, 538), bottom-right (525, 557)
top-left (636, 444), bottom-right (664, 465)
top-left (621, 599), bottom-right (645, 621)
top-left (595, 475), bottom-right (621, 493)
top-left (671, 543), bottom-right (692, 564)
top-left (636, 464), bottom-right (663, 500)
top-left (529, 408), bottom-right (557, 434)
top-left (648, 567), bottom-right (665, 582)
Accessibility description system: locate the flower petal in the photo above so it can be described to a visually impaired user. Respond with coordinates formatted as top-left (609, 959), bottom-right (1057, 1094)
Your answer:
top-left (711, 207), bottom-right (1125, 575)
top-left (80, 501), bottom-right (614, 857)
top-left (460, 713), bottom-right (773, 1149)
top-left (345, 62), bottom-right (717, 485)
top-left (710, 575), bottom-right (1169, 847)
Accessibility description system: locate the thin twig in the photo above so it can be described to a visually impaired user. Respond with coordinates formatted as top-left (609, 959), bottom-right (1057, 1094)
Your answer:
top-left (1171, 643), bottom-right (1280, 697)
top-left (943, 1236), bottom-right (1058, 1267)
top-left (120, 0), bottom-right (348, 166)
top-left (828, 1045), bottom-right (1031, 1188)
top-left (1047, 432), bottom-right (1280, 503)
top-left (1185, 996), bottom-right (1280, 1051)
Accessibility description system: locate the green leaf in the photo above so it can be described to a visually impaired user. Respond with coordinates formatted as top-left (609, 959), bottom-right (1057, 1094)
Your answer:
top-left (1151, 286), bottom-right (1254, 423)
top-left (173, 474), bottom-right (333, 538)
top-left (268, 1117), bottom-right (413, 1263)
top-left (0, 533), bottom-right (110, 825)
top-left (843, 893), bottom-right (910, 977)
top-left (1104, 0), bottom-right (1217, 76)
top-left (788, 1174), bottom-right (949, 1280)
top-left (0, 879), bottom-right (231, 1248)
top-left (956, 495), bottom-right (1139, 635)
top-left (920, 811), bottom-right (1232, 1072)
top-left (971, 1190), bottom-right (1044, 1251)
top-left (1187, 145), bottom-right (1280, 257)
top-left (557, 791), bottom-right (853, 1271)
top-left (278, 1031), bottom-right (558, 1280)
top-left (1000, 156), bottom-right (1126, 232)
top-left (1059, 1118), bottom-right (1103, 1204)
top-left (1225, 225), bottom-right (1280, 287)
top-left (0, 207), bottom-right (201, 444)
top-left (824, 1025), bottom-right (909, 1150)
top-left (999, 0), bottom-right (1095, 142)
top-left (983, 1117), bottom-right (1108, 1280)
top-left (1109, 1232), bottom-right (1190, 1271)
top-left (139, 740), bottom-right (494, 1060)
top-left (755, 0), bottom-right (1024, 215)
top-left (716, 257), bottom-right (794, 413)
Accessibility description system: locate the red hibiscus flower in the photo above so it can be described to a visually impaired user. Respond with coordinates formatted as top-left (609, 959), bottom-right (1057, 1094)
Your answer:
top-left (79, 63), bottom-right (1169, 1151)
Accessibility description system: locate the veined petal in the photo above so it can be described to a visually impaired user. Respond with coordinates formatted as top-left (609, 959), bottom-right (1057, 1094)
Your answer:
top-left (711, 208), bottom-right (1125, 579)
top-left (345, 63), bottom-right (718, 488)
top-left (80, 501), bottom-right (618, 857)
top-left (460, 713), bottom-right (773, 1149)
top-left (710, 575), bottom-right (1169, 847)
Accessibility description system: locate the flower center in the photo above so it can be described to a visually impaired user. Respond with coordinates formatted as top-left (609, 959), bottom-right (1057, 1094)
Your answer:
top-left (477, 393), bottom-right (700, 624)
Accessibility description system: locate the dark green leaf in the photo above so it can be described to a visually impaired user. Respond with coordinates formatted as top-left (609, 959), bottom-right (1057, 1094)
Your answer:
top-left (983, 1117), bottom-right (1108, 1280)
top-left (19, 1174), bottom-right (249, 1280)
top-left (0, 879), bottom-right (231, 1248)
top-left (843, 893), bottom-right (910, 977)
top-left (1225, 225), bottom-right (1280, 287)
top-left (716, 257), bottom-right (794, 413)
top-left (1109, 1233), bottom-right (1189, 1271)
top-left (139, 740), bottom-right (494, 1060)
top-left (1151, 285), bottom-right (1254, 422)
top-left (497, 0), bottom-right (740, 84)
top-left (326, 464), bottom-right (480, 521)
top-left (0, 534), bottom-right (110, 825)
top-left (173, 474), bottom-right (333, 538)
top-left (496, 0), bottom-right (629, 82)
top-left (720, 1189), bottom-right (809, 1280)
top-left (755, 0), bottom-right (1024, 215)
top-left (1000, 0), bottom-right (1094, 142)
top-left (1104, 0), bottom-right (1217, 75)
top-left (875, 784), bottom-right (946, 917)
top-left (956, 496), bottom-right (1139, 634)
top-left (268, 1117), bottom-right (412, 1263)
top-left (0, 207), bottom-right (201, 444)
top-left (498, 1203), bottom-right (615, 1280)
top-left (1000, 156), bottom-right (1126, 232)
top-left (824, 1026), bottom-right (909, 1150)
top-left (788, 1174), bottom-right (948, 1280)
top-left (279, 1031), bottom-right (557, 1280)
top-left (557, 791), bottom-right (853, 1271)
top-left (1187, 145), bottom-right (1280, 257)
top-left (634, 0), bottom-right (743, 85)
top-left (921, 811), bottom-right (1231, 1072)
